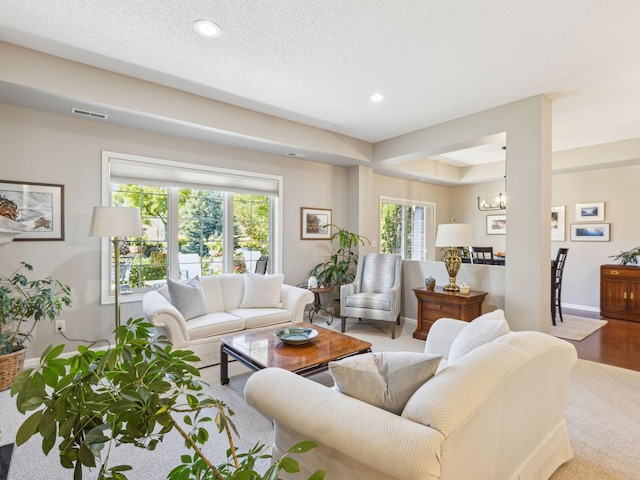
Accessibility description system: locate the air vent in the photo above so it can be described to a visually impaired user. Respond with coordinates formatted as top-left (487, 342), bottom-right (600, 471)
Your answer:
top-left (72, 108), bottom-right (109, 120)
top-left (285, 152), bottom-right (306, 158)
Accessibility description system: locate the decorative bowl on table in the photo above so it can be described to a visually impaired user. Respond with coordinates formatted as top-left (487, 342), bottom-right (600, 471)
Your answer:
top-left (274, 327), bottom-right (318, 346)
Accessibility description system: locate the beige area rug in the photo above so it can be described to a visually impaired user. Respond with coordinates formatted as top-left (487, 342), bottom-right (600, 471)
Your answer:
top-left (2, 317), bottom-right (638, 479)
top-left (550, 314), bottom-right (608, 341)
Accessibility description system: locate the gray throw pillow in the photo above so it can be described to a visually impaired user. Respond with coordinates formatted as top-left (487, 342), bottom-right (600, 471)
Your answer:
top-left (329, 351), bottom-right (442, 415)
top-left (167, 276), bottom-right (207, 321)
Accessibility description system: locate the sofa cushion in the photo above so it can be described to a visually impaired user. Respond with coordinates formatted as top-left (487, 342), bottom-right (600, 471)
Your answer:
top-left (329, 352), bottom-right (442, 415)
top-left (344, 292), bottom-right (390, 311)
top-left (167, 276), bottom-right (207, 321)
top-left (199, 275), bottom-right (225, 313)
top-left (186, 312), bottom-right (246, 340)
top-left (239, 273), bottom-right (284, 308)
top-left (229, 308), bottom-right (292, 328)
top-left (448, 310), bottom-right (509, 362)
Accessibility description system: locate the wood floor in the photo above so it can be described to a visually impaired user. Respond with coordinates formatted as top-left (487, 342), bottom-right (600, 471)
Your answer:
top-left (561, 307), bottom-right (640, 372)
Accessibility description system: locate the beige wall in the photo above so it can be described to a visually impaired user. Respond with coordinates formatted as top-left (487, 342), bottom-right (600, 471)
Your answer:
top-left (0, 102), bottom-right (351, 359)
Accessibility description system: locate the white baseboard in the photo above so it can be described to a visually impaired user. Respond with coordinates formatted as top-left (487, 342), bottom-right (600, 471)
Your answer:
top-left (562, 303), bottom-right (600, 313)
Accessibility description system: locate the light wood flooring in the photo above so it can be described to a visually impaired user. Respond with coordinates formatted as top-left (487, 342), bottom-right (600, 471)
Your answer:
top-left (562, 307), bottom-right (640, 372)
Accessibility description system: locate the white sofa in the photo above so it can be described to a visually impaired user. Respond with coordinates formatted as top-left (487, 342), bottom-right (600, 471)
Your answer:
top-left (142, 274), bottom-right (314, 368)
top-left (245, 316), bottom-right (578, 480)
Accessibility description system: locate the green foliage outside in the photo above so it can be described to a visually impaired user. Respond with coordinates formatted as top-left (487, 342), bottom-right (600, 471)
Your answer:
top-left (380, 203), bottom-right (403, 256)
top-left (111, 185), bottom-right (270, 285)
top-left (11, 318), bottom-right (325, 480)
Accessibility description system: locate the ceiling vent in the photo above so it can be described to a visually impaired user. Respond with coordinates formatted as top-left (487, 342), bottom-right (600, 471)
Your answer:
top-left (72, 108), bottom-right (109, 120)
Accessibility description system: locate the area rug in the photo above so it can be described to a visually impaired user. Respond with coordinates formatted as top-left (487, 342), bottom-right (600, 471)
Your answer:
top-left (550, 315), bottom-right (608, 341)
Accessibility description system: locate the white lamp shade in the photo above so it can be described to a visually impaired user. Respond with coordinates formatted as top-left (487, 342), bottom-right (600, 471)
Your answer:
top-left (435, 223), bottom-right (474, 247)
top-left (89, 206), bottom-right (141, 237)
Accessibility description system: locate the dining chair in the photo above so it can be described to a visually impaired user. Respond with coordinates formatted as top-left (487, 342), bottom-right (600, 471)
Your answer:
top-left (551, 248), bottom-right (569, 326)
top-left (254, 255), bottom-right (269, 274)
top-left (470, 246), bottom-right (495, 265)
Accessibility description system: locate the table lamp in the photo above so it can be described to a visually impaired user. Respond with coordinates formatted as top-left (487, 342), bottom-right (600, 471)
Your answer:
top-left (89, 206), bottom-right (141, 330)
top-left (435, 223), bottom-right (474, 291)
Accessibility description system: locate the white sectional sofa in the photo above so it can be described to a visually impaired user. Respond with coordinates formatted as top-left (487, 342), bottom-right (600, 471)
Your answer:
top-left (245, 315), bottom-right (578, 480)
top-left (143, 273), bottom-right (314, 368)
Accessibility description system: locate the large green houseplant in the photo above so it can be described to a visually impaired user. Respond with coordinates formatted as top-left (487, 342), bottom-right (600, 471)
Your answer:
top-left (12, 318), bottom-right (325, 480)
top-left (0, 262), bottom-right (71, 390)
top-left (310, 225), bottom-right (369, 315)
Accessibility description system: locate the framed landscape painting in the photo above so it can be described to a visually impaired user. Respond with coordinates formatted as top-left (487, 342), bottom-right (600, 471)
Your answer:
top-left (0, 180), bottom-right (65, 241)
top-left (301, 207), bottom-right (332, 240)
top-left (570, 223), bottom-right (610, 242)
top-left (486, 214), bottom-right (506, 235)
top-left (575, 202), bottom-right (605, 222)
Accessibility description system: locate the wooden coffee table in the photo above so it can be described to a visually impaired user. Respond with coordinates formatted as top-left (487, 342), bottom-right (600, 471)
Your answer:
top-left (219, 324), bottom-right (372, 384)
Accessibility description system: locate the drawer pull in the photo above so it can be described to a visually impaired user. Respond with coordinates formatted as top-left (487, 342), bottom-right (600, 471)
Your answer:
top-left (437, 304), bottom-right (442, 309)
top-left (610, 270), bottom-right (619, 275)
top-left (624, 292), bottom-right (628, 299)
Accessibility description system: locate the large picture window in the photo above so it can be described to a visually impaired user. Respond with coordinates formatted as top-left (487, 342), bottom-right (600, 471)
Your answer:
top-left (99, 152), bottom-right (281, 304)
top-left (379, 197), bottom-right (435, 261)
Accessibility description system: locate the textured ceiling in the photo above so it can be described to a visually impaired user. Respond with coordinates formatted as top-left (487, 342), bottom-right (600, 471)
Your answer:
top-left (2, 0), bottom-right (640, 165)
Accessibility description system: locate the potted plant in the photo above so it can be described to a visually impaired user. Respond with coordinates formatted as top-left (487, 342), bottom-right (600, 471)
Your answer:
top-left (12, 318), bottom-right (325, 480)
top-left (310, 225), bottom-right (369, 316)
top-left (609, 247), bottom-right (640, 265)
top-left (0, 262), bottom-right (71, 391)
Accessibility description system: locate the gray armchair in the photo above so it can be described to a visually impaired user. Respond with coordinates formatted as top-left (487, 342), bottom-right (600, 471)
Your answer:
top-left (340, 253), bottom-right (402, 338)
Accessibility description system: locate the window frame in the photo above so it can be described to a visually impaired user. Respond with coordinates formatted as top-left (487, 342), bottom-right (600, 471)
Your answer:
top-left (378, 196), bottom-right (436, 261)
top-left (98, 151), bottom-right (283, 305)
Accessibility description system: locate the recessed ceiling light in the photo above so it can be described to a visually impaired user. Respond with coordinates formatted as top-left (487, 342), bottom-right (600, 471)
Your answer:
top-left (370, 93), bottom-right (386, 102)
top-left (194, 20), bottom-right (222, 38)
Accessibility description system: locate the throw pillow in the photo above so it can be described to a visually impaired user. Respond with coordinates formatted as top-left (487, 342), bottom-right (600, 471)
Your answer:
top-left (448, 310), bottom-right (509, 362)
top-left (329, 352), bottom-right (442, 415)
top-left (239, 273), bottom-right (284, 308)
top-left (167, 276), bottom-right (207, 321)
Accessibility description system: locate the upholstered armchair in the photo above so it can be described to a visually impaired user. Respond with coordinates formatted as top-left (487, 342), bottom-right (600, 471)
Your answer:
top-left (340, 253), bottom-right (402, 338)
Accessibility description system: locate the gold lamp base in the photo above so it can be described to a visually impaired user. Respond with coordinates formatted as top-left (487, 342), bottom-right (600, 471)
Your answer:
top-left (443, 247), bottom-right (462, 291)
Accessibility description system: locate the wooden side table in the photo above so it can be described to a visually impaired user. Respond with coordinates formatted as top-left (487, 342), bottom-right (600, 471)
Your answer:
top-left (308, 286), bottom-right (334, 325)
top-left (412, 286), bottom-right (488, 339)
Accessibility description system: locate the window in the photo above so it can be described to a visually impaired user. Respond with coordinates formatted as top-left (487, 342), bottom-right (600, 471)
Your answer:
top-left (99, 152), bottom-right (281, 304)
top-left (379, 197), bottom-right (435, 261)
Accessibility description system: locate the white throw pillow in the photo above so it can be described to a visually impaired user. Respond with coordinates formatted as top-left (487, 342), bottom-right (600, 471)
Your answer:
top-left (448, 310), bottom-right (509, 362)
top-left (239, 273), bottom-right (284, 308)
top-left (167, 276), bottom-right (207, 321)
top-left (329, 352), bottom-right (442, 415)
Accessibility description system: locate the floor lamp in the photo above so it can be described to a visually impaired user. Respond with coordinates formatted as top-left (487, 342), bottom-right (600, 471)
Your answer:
top-left (89, 206), bottom-right (141, 331)
top-left (435, 223), bottom-right (474, 292)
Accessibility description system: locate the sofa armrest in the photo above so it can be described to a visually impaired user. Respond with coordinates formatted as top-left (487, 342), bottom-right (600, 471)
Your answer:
top-left (424, 317), bottom-right (469, 359)
top-left (245, 368), bottom-right (444, 479)
top-left (142, 290), bottom-right (190, 348)
top-left (281, 284), bottom-right (314, 324)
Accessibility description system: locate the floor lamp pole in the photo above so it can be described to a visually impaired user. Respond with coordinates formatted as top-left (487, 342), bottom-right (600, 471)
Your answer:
top-left (112, 237), bottom-right (122, 330)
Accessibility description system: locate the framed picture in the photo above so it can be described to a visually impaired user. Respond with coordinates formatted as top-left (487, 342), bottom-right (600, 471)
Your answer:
top-left (575, 202), bottom-right (605, 222)
top-left (301, 207), bottom-right (332, 240)
top-left (486, 214), bottom-right (506, 235)
top-left (551, 206), bottom-right (565, 242)
top-left (0, 180), bottom-right (65, 241)
top-left (570, 223), bottom-right (610, 242)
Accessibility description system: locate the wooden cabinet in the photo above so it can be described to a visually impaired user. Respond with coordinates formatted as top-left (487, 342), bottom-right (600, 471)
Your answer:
top-left (412, 286), bottom-right (488, 339)
top-left (601, 265), bottom-right (640, 322)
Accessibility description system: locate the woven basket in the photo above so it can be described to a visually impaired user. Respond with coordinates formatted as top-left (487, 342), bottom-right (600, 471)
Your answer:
top-left (0, 347), bottom-right (26, 392)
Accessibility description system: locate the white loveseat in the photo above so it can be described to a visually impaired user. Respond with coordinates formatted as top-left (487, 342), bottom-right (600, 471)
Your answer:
top-left (143, 274), bottom-right (314, 368)
top-left (245, 316), bottom-right (578, 480)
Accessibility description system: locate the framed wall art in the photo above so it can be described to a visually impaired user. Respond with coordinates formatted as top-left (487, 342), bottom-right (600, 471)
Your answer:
top-left (300, 207), bottom-right (332, 240)
top-left (486, 214), bottom-right (506, 235)
top-left (0, 180), bottom-right (65, 241)
top-left (575, 202), bottom-right (605, 222)
top-left (570, 223), bottom-right (610, 242)
top-left (551, 206), bottom-right (565, 242)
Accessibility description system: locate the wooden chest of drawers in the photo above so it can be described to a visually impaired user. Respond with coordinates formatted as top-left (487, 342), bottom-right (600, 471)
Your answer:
top-left (600, 264), bottom-right (640, 322)
top-left (412, 286), bottom-right (488, 339)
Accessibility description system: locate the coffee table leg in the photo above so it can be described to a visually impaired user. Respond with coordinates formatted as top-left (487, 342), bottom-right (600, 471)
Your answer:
top-left (220, 345), bottom-right (229, 385)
